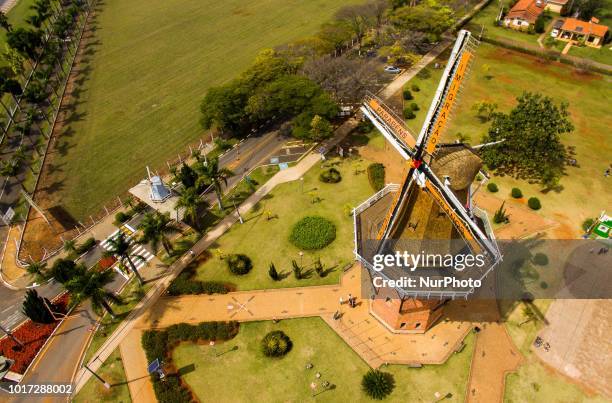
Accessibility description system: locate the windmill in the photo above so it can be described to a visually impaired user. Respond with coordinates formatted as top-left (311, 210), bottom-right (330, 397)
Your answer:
top-left (354, 30), bottom-right (502, 332)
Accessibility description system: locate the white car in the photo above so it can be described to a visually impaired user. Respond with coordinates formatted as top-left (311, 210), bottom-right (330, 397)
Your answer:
top-left (384, 66), bottom-right (401, 74)
top-left (551, 29), bottom-right (559, 37)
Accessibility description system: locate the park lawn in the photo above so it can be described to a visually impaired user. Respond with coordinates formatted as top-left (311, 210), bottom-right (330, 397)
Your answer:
top-left (172, 318), bottom-right (475, 402)
top-left (567, 45), bottom-right (612, 67)
top-left (194, 156), bottom-right (374, 290)
top-left (404, 42), bottom-right (612, 232)
top-left (42, 0), bottom-right (363, 222)
top-left (73, 348), bottom-right (131, 403)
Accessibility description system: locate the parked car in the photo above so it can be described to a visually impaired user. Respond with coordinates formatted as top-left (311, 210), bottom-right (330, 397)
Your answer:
top-left (384, 65), bottom-right (401, 74)
top-left (551, 28), bottom-right (559, 37)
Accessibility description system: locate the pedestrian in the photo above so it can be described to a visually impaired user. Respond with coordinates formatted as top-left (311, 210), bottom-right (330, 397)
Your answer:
top-left (348, 293), bottom-right (352, 304)
top-left (605, 168), bottom-right (610, 177)
top-left (339, 296), bottom-right (344, 306)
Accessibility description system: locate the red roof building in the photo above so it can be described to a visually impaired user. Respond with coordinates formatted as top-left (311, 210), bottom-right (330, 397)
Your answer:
top-left (557, 17), bottom-right (609, 48)
top-left (503, 0), bottom-right (545, 29)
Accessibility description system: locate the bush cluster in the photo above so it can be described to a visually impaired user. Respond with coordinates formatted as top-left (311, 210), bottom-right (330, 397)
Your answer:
top-left (261, 330), bottom-right (292, 357)
top-left (532, 252), bottom-right (549, 266)
top-left (487, 182), bottom-right (498, 193)
top-left (528, 197), bottom-right (541, 210)
top-left (319, 167), bottom-right (342, 183)
top-left (168, 278), bottom-right (228, 296)
top-left (410, 102), bottom-right (419, 111)
top-left (227, 254), bottom-right (253, 275)
top-left (511, 187), bottom-right (523, 198)
top-left (75, 237), bottom-right (96, 256)
top-left (403, 108), bottom-right (416, 119)
top-left (289, 216), bottom-right (336, 250)
top-left (402, 89), bottom-right (413, 100)
top-left (142, 322), bottom-right (239, 403)
top-left (367, 163), bottom-right (386, 191)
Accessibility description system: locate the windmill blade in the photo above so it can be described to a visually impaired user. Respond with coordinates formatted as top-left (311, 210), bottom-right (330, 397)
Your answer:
top-left (361, 93), bottom-right (416, 160)
top-left (422, 164), bottom-right (500, 260)
top-left (376, 168), bottom-right (414, 241)
top-left (416, 30), bottom-right (478, 157)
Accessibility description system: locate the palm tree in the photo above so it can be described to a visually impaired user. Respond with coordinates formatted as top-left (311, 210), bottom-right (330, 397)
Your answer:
top-left (175, 187), bottom-right (208, 231)
top-left (103, 232), bottom-right (145, 285)
top-left (26, 260), bottom-right (47, 282)
top-left (0, 11), bottom-right (12, 32)
top-left (64, 269), bottom-right (120, 318)
top-left (139, 211), bottom-right (179, 255)
top-left (195, 157), bottom-right (233, 210)
top-left (63, 239), bottom-right (76, 256)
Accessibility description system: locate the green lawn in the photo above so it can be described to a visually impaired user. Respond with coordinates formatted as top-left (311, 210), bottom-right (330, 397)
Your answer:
top-left (0, 0), bottom-right (37, 52)
top-left (73, 348), bottom-right (131, 403)
top-left (194, 156), bottom-right (374, 290)
top-left (404, 42), bottom-right (612, 231)
top-left (173, 318), bottom-right (475, 402)
top-left (42, 0), bottom-right (362, 221)
top-left (567, 44), bottom-right (612, 67)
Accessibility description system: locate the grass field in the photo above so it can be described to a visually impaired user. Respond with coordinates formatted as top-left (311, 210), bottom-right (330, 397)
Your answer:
top-left (73, 348), bottom-right (131, 403)
top-left (193, 156), bottom-right (374, 290)
top-left (42, 0), bottom-right (362, 221)
top-left (173, 318), bottom-right (475, 402)
top-left (403, 42), bottom-right (612, 233)
top-left (0, 0), bottom-right (37, 53)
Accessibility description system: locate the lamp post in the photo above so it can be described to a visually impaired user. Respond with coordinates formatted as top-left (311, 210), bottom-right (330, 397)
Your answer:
top-left (84, 364), bottom-right (110, 389)
top-left (299, 251), bottom-right (304, 266)
top-left (0, 323), bottom-right (23, 347)
top-left (300, 177), bottom-right (304, 193)
top-left (232, 196), bottom-right (243, 224)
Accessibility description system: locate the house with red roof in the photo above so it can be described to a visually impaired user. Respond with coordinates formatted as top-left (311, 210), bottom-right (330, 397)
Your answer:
top-left (503, 0), bottom-right (546, 30)
top-left (555, 17), bottom-right (609, 48)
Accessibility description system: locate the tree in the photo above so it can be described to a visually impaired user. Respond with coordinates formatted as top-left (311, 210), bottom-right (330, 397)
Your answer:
top-left (576, 0), bottom-right (603, 20)
top-left (177, 163), bottom-right (197, 189)
top-left (6, 27), bottom-right (42, 61)
top-left (480, 92), bottom-right (573, 188)
top-left (390, 0), bottom-right (454, 39)
top-left (103, 232), bottom-right (145, 285)
top-left (63, 239), bottom-right (76, 256)
top-left (317, 21), bottom-right (353, 56)
top-left (0, 11), bottom-right (12, 32)
top-left (361, 369), bottom-right (395, 400)
top-left (471, 101), bottom-right (497, 121)
top-left (534, 14), bottom-right (546, 33)
top-left (64, 269), bottom-right (120, 318)
top-left (26, 260), bottom-right (47, 281)
top-left (379, 42), bottom-right (420, 66)
top-left (48, 258), bottom-right (85, 284)
top-left (175, 186), bottom-right (208, 231)
top-left (22, 289), bottom-right (54, 323)
top-left (309, 115), bottom-right (333, 141)
top-left (194, 157), bottom-right (233, 210)
top-left (335, 4), bottom-right (374, 49)
top-left (139, 211), bottom-right (179, 255)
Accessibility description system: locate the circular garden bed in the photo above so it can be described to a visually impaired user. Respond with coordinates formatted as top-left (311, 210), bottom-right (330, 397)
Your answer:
top-left (289, 216), bottom-right (336, 250)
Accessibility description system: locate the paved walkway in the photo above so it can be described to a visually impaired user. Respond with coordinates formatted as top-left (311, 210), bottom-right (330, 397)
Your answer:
top-left (121, 265), bottom-right (475, 402)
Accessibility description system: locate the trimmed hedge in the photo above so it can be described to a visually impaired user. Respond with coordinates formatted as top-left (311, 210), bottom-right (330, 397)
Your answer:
top-left (168, 264), bottom-right (230, 295)
top-left (528, 197), bottom-right (541, 210)
top-left (142, 322), bottom-right (239, 403)
top-left (319, 168), bottom-right (342, 183)
top-left (290, 216), bottom-right (336, 250)
top-left (261, 330), bottom-right (292, 357)
top-left (511, 187), bottom-right (523, 198)
top-left (367, 163), bottom-right (385, 191)
top-left (227, 254), bottom-right (252, 275)
top-left (411, 84), bottom-right (420, 92)
top-left (403, 108), bottom-right (416, 119)
top-left (487, 182), bottom-right (498, 193)
top-left (402, 89), bottom-right (413, 100)
top-left (410, 102), bottom-right (419, 111)
top-left (532, 252), bottom-right (549, 266)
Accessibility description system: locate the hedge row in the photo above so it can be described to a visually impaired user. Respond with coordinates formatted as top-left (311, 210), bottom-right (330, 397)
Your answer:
top-left (167, 278), bottom-right (228, 296)
top-left (367, 163), bottom-right (386, 191)
top-left (142, 321), bottom-right (239, 403)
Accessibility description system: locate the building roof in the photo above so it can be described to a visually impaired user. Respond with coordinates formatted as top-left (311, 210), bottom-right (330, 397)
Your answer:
top-left (560, 17), bottom-right (609, 37)
top-left (506, 0), bottom-right (545, 24)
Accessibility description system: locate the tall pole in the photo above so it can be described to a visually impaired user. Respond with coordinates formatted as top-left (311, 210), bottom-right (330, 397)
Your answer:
top-left (0, 323), bottom-right (23, 347)
top-left (84, 364), bottom-right (110, 389)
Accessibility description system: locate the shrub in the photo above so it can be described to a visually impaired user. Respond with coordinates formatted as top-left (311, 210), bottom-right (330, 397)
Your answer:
top-left (528, 197), bottom-right (541, 210)
top-left (511, 187), bottom-right (523, 198)
top-left (402, 89), bottom-right (413, 100)
top-left (532, 252), bottom-right (549, 266)
top-left (411, 84), bottom-right (420, 92)
top-left (261, 330), bottom-right (292, 357)
top-left (582, 218), bottom-right (594, 232)
top-left (22, 289), bottom-right (54, 324)
top-left (268, 263), bottom-right (280, 281)
top-left (362, 369), bottom-right (395, 400)
top-left (168, 278), bottom-right (228, 296)
top-left (289, 216), bottom-right (336, 250)
top-left (226, 254), bottom-right (252, 275)
top-left (403, 108), bottom-right (416, 119)
top-left (292, 260), bottom-right (304, 279)
top-left (487, 182), bottom-right (498, 193)
top-left (493, 202), bottom-right (509, 224)
top-left (75, 237), bottom-right (96, 256)
top-left (319, 167), bottom-right (342, 183)
top-left (115, 211), bottom-right (131, 224)
top-left (410, 102), bottom-right (419, 111)
top-left (540, 281), bottom-right (548, 289)
top-left (367, 163), bottom-right (385, 191)
top-left (314, 258), bottom-right (324, 277)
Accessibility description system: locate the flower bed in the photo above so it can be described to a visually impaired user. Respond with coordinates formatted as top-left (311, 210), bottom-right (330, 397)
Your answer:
top-left (0, 293), bottom-right (69, 374)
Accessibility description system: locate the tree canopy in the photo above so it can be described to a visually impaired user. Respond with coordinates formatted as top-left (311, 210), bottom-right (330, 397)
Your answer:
top-left (480, 92), bottom-right (573, 188)
top-left (390, 0), bottom-right (454, 39)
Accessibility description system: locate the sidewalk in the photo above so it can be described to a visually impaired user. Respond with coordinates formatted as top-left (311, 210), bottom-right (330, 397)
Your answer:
top-left (120, 265), bottom-right (474, 402)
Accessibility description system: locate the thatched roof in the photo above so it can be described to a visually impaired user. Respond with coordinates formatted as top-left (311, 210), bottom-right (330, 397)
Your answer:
top-left (430, 144), bottom-right (482, 191)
